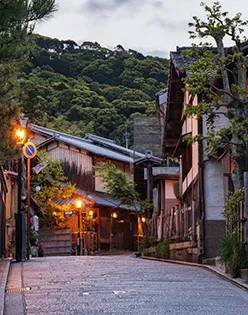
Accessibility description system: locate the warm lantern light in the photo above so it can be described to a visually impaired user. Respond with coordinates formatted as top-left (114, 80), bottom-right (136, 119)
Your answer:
top-left (16, 128), bottom-right (26, 144)
top-left (89, 210), bottom-right (94, 216)
top-left (112, 212), bottom-right (118, 219)
top-left (141, 217), bottom-right (146, 223)
top-left (76, 199), bottom-right (83, 209)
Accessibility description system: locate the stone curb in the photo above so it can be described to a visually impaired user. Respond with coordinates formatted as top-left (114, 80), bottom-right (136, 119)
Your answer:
top-left (0, 259), bottom-right (11, 315)
top-left (139, 256), bottom-right (248, 292)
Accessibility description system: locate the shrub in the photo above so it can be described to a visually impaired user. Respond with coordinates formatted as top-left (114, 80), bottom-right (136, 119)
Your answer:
top-left (139, 235), bottom-right (156, 251)
top-left (155, 240), bottom-right (170, 259)
top-left (219, 233), bottom-right (247, 278)
top-left (30, 229), bottom-right (38, 246)
top-left (37, 240), bottom-right (44, 257)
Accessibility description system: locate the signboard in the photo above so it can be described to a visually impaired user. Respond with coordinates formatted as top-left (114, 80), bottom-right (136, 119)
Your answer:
top-left (23, 141), bottom-right (37, 159)
top-left (64, 211), bottom-right (78, 217)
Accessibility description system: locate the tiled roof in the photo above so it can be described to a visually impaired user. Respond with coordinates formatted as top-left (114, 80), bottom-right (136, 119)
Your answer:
top-left (85, 133), bottom-right (144, 158)
top-left (30, 124), bottom-right (144, 163)
top-left (170, 50), bottom-right (197, 75)
top-left (55, 188), bottom-right (140, 212)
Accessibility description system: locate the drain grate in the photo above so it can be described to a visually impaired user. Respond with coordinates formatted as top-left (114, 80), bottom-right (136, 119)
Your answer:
top-left (6, 287), bottom-right (31, 293)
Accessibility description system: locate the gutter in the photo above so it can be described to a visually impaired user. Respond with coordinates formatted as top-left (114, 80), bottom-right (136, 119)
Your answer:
top-left (198, 115), bottom-right (206, 263)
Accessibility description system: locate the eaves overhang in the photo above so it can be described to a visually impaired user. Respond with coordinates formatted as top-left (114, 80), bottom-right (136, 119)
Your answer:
top-left (29, 124), bottom-right (139, 164)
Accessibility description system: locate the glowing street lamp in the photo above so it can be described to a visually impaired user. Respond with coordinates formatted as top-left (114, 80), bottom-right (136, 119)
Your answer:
top-left (141, 217), bottom-right (146, 223)
top-left (16, 128), bottom-right (26, 144)
top-left (112, 212), bottom-right (118, 219)
top-left (15, 125), bottom-right (29, 261)
top-left (109, 211), bottom-right (118, 252)
top-left (76, 199), bottom-right (82, 209)
top-left (15, 115), bottom-right (32, 262)
top-left (76, 199), bottom-right (83, 255)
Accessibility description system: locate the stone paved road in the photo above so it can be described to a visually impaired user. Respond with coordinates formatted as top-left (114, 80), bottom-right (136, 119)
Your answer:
top-left (4, 255), bottom-right (248, 315)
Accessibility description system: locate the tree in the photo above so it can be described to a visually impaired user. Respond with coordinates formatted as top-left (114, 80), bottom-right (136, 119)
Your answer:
top-left (20, 34), bottom-right (169, 144)
top-left (0, 0), bottom-right (57, 162)
top-left (32, 151), bottom-right (77, 227)
top-left (184, 1), bottom-right (248, 189)
top-left (93, 162), bottom-right (140, 211)
top-left (93, 162), bottom-right (153, 215)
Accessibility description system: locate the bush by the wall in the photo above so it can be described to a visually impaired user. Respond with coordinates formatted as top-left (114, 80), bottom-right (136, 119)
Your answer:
top-left (155, 240), bottom-right (170, 259)
top-left (139, 235), bottom-right (156, 251)
top-left (219, 233), bottom-right (247, 278)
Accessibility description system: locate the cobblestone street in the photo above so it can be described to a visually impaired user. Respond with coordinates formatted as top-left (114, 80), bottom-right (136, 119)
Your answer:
top-left (4, 255), bottom-right (248, 315)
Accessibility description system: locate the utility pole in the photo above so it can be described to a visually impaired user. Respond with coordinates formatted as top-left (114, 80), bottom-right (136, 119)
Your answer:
top-left (15, 157), bottom-right (26, 262)
top-left (124, 124), bottom-right (129, 149)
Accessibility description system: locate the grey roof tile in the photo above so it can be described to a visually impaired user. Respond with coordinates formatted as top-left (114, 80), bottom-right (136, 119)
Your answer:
top-left (30, 124), bottom-right (142, 163)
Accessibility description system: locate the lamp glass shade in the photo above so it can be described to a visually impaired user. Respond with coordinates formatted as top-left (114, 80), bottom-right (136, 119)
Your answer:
top-left (76, 200), bottom-right (82, 209)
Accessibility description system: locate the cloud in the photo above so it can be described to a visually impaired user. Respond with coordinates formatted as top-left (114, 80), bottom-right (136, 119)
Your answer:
top-left (141, 49), bottom-right (169, 58)
top-left (149, 16), bottom-right (188, 32)
top-left (151, 1), bottom-right (164, 9)
top-left (83, 0), bottom-right (137, 13)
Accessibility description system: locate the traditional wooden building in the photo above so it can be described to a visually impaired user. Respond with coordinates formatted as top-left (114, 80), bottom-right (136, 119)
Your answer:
top-left (160, 47), bottom-right (230, 262)
top-left (4, 169), bottom-right (18, 257)
top-left (134, 152), bottom-right (180, 242)
top-left (0, 166), bottom-right (8, 258)
top-left (29, 124), bottom-right (144, 253)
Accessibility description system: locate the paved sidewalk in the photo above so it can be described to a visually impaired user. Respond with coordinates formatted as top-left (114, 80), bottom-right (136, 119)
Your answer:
top-left (140, 256), bottom-right (248, 291)
top-left (0, 259), bottom-right (11, 315)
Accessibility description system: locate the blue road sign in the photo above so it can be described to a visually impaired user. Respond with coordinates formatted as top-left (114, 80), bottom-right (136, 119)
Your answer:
top-left (23, 141), bottom-right (37, 159)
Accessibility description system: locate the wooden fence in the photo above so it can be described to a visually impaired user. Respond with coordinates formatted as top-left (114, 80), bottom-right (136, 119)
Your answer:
top-left (39, 228), bottom-right (72, 256)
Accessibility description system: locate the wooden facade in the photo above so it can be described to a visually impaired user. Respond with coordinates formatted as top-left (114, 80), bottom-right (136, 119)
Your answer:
top-left (0, 167), bottom-right (8, 257)
top-left (29, 125), bottom-right (143, 253)
top-left (161, 47), bottom-right (228, 262)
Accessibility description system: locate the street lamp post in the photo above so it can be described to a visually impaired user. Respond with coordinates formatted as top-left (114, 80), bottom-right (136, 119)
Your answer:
top-left (23, 141), bottom-right (37, 260)
top-left (75, 199), bottom-right (82, 255)
top-left (15, 156), bottom-right (26, 262)
top-left (109, 211), bottom-right (118, 252)
top-left (15, 118), bottom-right (37, 261)
top-left (15, 128), bottom-right (27, 262)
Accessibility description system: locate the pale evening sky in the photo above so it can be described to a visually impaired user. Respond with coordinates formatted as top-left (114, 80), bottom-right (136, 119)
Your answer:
top-left (36, 0), bottom-right (248, 58)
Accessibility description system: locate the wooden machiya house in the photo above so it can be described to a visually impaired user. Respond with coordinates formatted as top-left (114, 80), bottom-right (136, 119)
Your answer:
top-left (161, 47), bottom-right (233, 262)
top-left (0, 166), bottom-right (8, 258)
top-left (29, 124), bottom-right (144, 253)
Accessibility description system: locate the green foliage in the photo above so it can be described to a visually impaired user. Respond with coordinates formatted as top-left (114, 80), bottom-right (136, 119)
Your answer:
top-left (30, 229), bottom-right (38, 246)
top-left (9, 229), bottom-right (16, 257)
top-left (0, 1), bottom-right (56, 162)
top-left (219, 188), bottom-right (247, 277)
top-left (93, 162), bottom-right (139, 210)
top-left (140, 199), bottom-right (154, 214)
top-left (219, 233), bottom-right (247, 278)
top-left (37, 240), bottom-right (44, 257)
top-left (183, 2), bottom-right (248, 188)
top-left (19, 37), bottom-right (168, 146)
top-left (84, 216), bottom-right (96, 232)
top-left (223, 188), bottom-right (244, 231)
top-left (32, 151), bottom-right (76, 228)
top-left (139, 235), bottom-right (156, 251)
top-left (155, 240), bottom-right (170, 259)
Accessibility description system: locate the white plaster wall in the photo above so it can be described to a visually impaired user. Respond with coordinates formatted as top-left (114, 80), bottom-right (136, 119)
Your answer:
top-left (204, 159), bottom-right (225, 221)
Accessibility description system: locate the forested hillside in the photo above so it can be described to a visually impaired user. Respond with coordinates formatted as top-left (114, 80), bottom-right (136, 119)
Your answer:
top-left (20, 35), bottom-right (169, 145)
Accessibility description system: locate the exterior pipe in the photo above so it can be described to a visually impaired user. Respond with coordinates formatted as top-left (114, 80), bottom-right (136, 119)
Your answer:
top-left (198, 116), bottom-right (206, 263)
